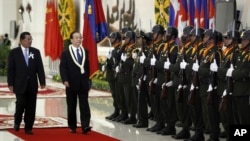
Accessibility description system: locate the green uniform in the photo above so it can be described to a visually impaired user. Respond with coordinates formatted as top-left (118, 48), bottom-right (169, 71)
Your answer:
top-left (186, 42), bottom-right (205, 138)
top-left (198, 44), bottom-right (220, 139)
top-left (217, 46), bottom-right (237, 137)
top-left (156, 40), bottom-right (178, 134)
top-left (171, 42), bottom-right (193, 134)
top-left (120, 43), bottom-right (137, 122)
top-left (231, 47), bottom-right (250, 124)
top-left (144, 40), bottom-right (164, 131)
top-left (106, 45), bottom-right (121, 118)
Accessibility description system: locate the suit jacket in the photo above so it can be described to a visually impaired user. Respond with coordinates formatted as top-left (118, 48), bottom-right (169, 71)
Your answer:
top-left (59, 47), bottom-right (90, 91)
top-left (7, 46), bottom-right (46, 94)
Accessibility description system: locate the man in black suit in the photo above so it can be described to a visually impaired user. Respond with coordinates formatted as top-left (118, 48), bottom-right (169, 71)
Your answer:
top-left (7, 31), bottom-right (46, 135)
top-left (59, 31), bottom-right (91, 134)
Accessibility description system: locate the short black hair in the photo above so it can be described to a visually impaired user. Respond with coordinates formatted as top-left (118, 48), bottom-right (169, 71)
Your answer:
top-left (20, 32), bottom-right (31, 40)
top-left (70, 31), bottom-right (81, 39)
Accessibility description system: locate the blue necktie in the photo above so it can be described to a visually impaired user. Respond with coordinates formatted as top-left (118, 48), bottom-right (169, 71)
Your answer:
top-left (77, 48), bottom-right (82, 64)
top-left (24, 48), bottom-right (29, 66)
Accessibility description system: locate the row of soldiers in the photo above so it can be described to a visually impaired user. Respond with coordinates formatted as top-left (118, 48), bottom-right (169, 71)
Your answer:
top-left (103, 24), bottom-right (250, 141)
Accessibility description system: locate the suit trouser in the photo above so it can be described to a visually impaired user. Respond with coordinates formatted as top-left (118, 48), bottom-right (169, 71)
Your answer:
top-left (15, 81), bottom-right (37, 131)
top-left (231, 96), bottom-right (250, 125)
top-left (160, 86), bottom-right (177, 127)
top-left (188, 89), bottom-right (204, 134)
top-left (176, 86), bottom-right (191, 130)
top-left (66, 88), bottom-right (90, 130)
top-left (107, 75), bottom-right (119, 113)
top-left (200, 83), bottom-right (220, 138)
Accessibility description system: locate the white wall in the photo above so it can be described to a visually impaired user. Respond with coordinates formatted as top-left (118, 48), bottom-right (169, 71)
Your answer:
top-left (0, 0), bottom-right (250, 75)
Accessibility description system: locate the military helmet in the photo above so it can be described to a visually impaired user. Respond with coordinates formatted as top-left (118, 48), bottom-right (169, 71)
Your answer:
top-left (183, 26), bottom-right (194, 35)
top-left (216, 31), bottom-right (223, 43)
top-left (152, 24), bottom-right (165, 35)
top-left (125, 31), bottom-right (136, 40)
top-left (121, 26), bottom-right (132, 34)
top-left (108, 32), bottom-right (122, 41)
top-left (166, 26), bottom-right (178, 38)
top-left (241, 30), bottom-right (250, 41)
top-left (144, 32), bottom-right (153, 41)
top-left (225, 30), bottom-right (240, 42)
top-left (204, 29), bottom-right (217, 40)
top-left (190, 28), bottom-right (204, 38)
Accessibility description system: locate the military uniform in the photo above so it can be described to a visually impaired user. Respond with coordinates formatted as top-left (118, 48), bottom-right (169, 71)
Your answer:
top-left (105, 43), bottom-right (121, 120)
top-left (157, 39), bottom-right (178, 135)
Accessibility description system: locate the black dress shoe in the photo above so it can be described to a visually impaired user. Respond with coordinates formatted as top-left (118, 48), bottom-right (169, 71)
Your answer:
top-left (25, 130), bottom-right (33, 135)
top-left (69, 129), bottom-right (76, 133)
top-left (172, 129), bottom-right (190, 139)
top-left (134, 123), bottom-right (148, 128)
top-left (14, 124), bottom-right (20, 131)
top-left (82, 126), bottom-right (92, 134)
top-left (220, 131), bottom-right (227, 138)
top-left (122, 117), bottom-right (137, 124)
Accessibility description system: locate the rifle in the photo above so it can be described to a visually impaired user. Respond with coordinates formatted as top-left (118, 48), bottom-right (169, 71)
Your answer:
top-left (188, 59), bottom-right (199, 105)
top-left (219, 74), bottom-right (233, 112)
top-left (149, 45), bottom-right (157, 95)
top-left (176, 47), bottom-right (187, 103)
top-left (161, 57), bottom-right (170, 99)
top-left (207, 70), bottom-right (217, 105)
top-left (139, 41), bottom-right (146, 92)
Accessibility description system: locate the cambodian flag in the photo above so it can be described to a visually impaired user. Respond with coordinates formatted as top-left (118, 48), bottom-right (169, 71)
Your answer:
top-left (178, 0), bottom-right (188, 37)
top-left (200, 0), bottom-right (208, 29)
top-left (208, 0), bottom-right (215, 29)
top-left (82, 0), bottom-right (109, 78)
top-left (169, 1), bottom-right (176, 26)
top-left (188, 0), bottom-right (195, 26)
top-left (194, 0), bottom-right (201, 27)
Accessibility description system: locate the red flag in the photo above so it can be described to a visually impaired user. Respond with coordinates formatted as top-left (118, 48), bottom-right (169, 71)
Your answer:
top-left (44, 0), bottom-right (64, 61)
top-left (82, 0), bottom-right (109, 78)
top-left (208, 0), bottom-right (215, 29)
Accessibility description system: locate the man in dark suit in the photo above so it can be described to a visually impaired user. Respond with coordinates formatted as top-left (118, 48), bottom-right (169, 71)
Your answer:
top-left (59, 31), bottom-right (91, 134)
top-left (7, 31), bottom-right (46, 135)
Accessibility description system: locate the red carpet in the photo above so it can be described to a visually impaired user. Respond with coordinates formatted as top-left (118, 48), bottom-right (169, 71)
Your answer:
top-left (0, 83), bottom-right (65, 98)
top-left (8, 127), bottom-right (120, 141)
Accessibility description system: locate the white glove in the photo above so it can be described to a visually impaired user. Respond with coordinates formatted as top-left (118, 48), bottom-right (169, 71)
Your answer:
top-left (143, 75), bottom-right (147, 81)
top-left (210, 59), bottom-right (218, 72)
top-left (150, 55), bottom-right (156, 66)
top-left (190, 84), bottom-right (195, 91)
top-left (177, 84), bottom-right (182, 90)
top-left (161, 82), bottom-right (166, 89)
top-left (153, 78), bottom-right (158, 84)
top-left (132, 52), bottom-right (138, 59)
top-left (115, 66), bottom-right (119, 73)
top-left (226, 64), bottom-right (234, 77)
top-left (192, 60), bottom-right (199, 72)
top-left (180, 60), bottom-right (187, 69)
top-left (149, 80), bottom-right (152, 86)
top-left (207, 84), bottom-right (213, 92)
top-left (140, 53), bottom-right (146, 64)
top-left (221, 89), bottom-right (227, 98)
top-left (164, 58), bottom-right (171, 69)
top-left (101, 65), bottom-right (105, 71)
top-left (121, 53), bottom-right (127, 62)
top-left (165, 81), bottom-right (173, 87)
top-left (136, 85), bottom-right (140, 90)
top-left (106, 49), bottom-right (112, 59)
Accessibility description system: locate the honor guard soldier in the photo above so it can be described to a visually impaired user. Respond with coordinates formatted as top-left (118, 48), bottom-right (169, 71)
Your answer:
top-left (120, 31), bottom-right (137, 124)
top-left (217, 30), bottom-right (240, 139)
top-left (133, 31), bottom-right (152, 128)
top-left (113, 27), bottom-right (132, 122)
top-left (197, 29), bottom-right (220, 141)
top-left (226, 30), bottom-right (250, 125)
top-left (155, 26), bottom-right (179, 136)
top-left (142, 24), bottom-right (165, 132)
top-left (105, 32), bottom-right (122, 120)
top-left (183, 27), bottom-right (205, 141)
top-left (172, 26), bottom-right (194, 139)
